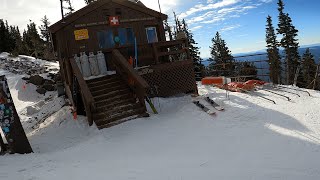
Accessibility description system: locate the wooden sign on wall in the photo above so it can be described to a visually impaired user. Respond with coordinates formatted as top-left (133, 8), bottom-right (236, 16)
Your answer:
top-left (0, 75), bottom-right (33, 154)
top-left (74, 29), bottom-right (89, 40)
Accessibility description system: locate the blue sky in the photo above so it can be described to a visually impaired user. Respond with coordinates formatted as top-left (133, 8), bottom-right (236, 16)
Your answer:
top-left (163, 0), bottom-right (320, 57)
top-left (1, 0), bottom-right (319, 58)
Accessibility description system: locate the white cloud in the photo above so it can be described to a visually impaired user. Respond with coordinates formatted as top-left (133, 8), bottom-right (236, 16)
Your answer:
top-left (0, 0), bottom-right (85, 31)
top-left (190, 25), bottom-right (203, 31)
top-left (140, 0), bottom-right (180, 13)
top-left (179, 0), bottom-right (240, 19)
top-left (220, 24), bottom-right (241, 32)
top-left (259, 0), bottom-right (273, 3)
top-left (186, 5), bottom-right (257, 25)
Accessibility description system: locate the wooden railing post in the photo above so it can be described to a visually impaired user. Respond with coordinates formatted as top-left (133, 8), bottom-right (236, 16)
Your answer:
top-left (69, 58), bottom-right (96, 126)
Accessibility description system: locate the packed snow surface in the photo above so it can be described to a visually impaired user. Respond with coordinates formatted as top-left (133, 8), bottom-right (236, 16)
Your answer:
top-left (1, 53), bottom-right (320, 179)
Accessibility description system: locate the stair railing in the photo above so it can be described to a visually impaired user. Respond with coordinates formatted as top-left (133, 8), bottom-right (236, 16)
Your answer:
top-left (69, 58), bottom-right (96, 126)
top-left (111, 49), bottom-right (150, 110)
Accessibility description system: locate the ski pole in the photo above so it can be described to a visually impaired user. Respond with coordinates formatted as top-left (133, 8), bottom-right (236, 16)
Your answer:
top-left (277, 85), bottom-right (311, 96)
top-left (274, 88), bottom-right (300, 97)
top-left (241, 89), bottom-right (276, 104)
top-left (263, 89), bottom-right (291, 101)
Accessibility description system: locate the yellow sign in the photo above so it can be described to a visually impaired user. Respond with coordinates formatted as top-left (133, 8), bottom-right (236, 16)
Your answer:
top-left (74, 29), bottom-right (89, 40)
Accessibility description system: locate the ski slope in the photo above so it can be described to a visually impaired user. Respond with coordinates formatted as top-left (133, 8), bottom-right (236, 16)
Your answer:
top-left (1, 53), bottom-right (320, 180)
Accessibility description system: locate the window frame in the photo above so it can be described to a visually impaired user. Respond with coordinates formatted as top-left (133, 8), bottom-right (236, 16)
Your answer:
top-left (145, 27), bottom-right (158, 44)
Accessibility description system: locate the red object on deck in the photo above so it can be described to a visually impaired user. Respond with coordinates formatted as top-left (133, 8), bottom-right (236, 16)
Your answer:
top-left (225, 82), bottom-right (255, 91)
top-left (202, 77), bottom-right (225, 85)
top-left (244, 80), bottom-right (266, 86)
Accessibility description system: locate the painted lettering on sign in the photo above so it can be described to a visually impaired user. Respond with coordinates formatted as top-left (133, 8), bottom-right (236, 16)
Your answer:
top-left (74, 29), bottom-right (89, 41)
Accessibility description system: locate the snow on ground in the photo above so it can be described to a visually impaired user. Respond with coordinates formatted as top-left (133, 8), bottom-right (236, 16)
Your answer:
top-left (1, 54), bottom-right (320, 179)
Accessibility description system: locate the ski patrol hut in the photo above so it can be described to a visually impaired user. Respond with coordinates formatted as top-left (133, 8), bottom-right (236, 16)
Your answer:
top-left (49, 0), bottom-right (198, 129)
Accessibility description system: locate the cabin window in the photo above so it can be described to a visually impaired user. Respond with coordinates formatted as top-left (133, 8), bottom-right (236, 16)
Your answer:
top-left (146, 27), bottom-right (158, 43)
top-left (115, 8), bottom-right (122, 16)
top-left (97, 30), bottom-right (115, 49)
top-left (102, 9), bottom-right (110, 18)
top-left (118, 28), bottom-right (135, 46)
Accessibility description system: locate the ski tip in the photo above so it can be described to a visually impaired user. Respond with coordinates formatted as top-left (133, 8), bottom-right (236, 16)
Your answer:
top-left (207, 110), bottom-right (216, 115)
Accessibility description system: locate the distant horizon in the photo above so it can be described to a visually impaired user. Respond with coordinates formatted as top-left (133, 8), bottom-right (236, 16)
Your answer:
top-left (201, 43), bottom-right (320, 60)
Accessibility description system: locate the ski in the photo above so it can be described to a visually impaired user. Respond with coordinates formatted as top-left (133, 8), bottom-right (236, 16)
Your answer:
top-left (205, 97), bottom-right (225, 111)
top-left (193, 101), bottom-right (216, 115)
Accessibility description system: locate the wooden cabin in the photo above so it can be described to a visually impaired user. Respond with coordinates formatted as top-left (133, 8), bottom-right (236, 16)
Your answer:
top-left (49, 0), bottom-right (198, 129)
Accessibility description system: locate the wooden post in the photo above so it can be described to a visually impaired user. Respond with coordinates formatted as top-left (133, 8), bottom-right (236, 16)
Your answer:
top-left (60, 0), bottom-right (64, 19)
top-left (313, 64), bottom-right (320, 90)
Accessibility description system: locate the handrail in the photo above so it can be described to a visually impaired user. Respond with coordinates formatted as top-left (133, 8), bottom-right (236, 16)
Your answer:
top-left (111, 49), bottom-right (150, 109)
top-left (69, 58), bottom-right (96, 126)
top-left (152, 38), bottom-right (190, 64)
top-left (152, 39), bottom-right (188, 48)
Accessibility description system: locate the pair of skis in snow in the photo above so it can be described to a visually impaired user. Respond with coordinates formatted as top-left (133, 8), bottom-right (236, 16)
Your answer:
top-left (193, 97), bottom-right (224, 116)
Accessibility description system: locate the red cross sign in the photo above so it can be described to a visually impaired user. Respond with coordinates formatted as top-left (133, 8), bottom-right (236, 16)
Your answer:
top-left (109, 16), bottom-right (120, 26)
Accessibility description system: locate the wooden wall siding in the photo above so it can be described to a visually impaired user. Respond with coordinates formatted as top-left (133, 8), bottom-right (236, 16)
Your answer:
top-left (142, 60), bottom-right (198, 97)
top-left (63, 2), bottom-right (163, 58)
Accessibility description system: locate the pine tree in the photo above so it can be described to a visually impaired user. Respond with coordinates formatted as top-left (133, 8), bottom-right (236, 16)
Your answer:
top-left (181, 19), bottom-right (204, 80)
top-left (11, 26), bottom-right (24, 56)
top-left (173, 12), bottom-right (182, 34)
top-left (0, 20), bottom-right (5, 52)
top-left (0, 19), bottom-right (12, 52)
top-left (277, 0), bottom-right (300, 85)
top-left (23, 21), bottom-right (44, 58)
top-left (300, 48), bottom-right (317, 88)
top-left (209, 32), bottom-right (235, 76)
top-left (266, 15), bottom-right (281, 84)
top-left (238, 62), bottom-right (258, 78)
top-left (39, 15), bottom-right (54, 60)
top-left (164, 20), bottom-right (173, 41)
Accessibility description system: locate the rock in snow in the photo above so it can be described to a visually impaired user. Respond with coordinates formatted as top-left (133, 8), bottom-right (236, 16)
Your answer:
top-left (36, 87), bottom-right (47, 95)
top-left (29, 75), bottom-right (45, 86)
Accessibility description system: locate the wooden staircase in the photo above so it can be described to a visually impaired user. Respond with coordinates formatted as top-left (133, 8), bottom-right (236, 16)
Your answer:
top-left (86, 74), bottom-right (147, 129)
top-left (69, 49), bottom-right (150, 129)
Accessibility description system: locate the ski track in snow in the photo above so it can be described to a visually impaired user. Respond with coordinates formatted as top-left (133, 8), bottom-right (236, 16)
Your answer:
top-left (1, 53), bottom-right (320, 179)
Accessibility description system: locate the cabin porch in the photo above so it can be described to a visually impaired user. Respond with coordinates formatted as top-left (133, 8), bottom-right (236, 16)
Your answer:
top-left (61, 39), bottom-right (198, 129)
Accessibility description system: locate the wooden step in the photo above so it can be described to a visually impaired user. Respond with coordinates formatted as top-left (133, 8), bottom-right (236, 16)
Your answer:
top-left (96, 98), bottom-right (136, 112)
top-left (95, 93), bottom-right (134, 107)
top-left (91, 84), bottom-right (129, 97)
top-left (93, 89), bottom-right (131, 100)
top-left (97, 115), bottom-right (140, 130)
top-left (88, 80), bottom-right (125, 91)
top-left (93, 103), bottom-right (141, 120)
top-left (87, 77), bottom-right (122, 87)
top-left (86, 74), bottom-right (117, 84)
top-left (95, 107), bottom-right (146, 128)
